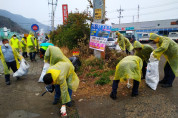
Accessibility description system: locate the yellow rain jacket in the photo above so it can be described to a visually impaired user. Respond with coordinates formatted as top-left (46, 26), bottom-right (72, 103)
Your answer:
top-left (116, 34), bottom-right (133, 52)
top-left (46, 62), bottom-right (79, 104)
top-left (0, 46), bottom-right (22, 75)
top-left (134, 41), bottom-right (154, 63)
top-left (114, 56), bottom-right (143, 82)
top-left (9, 38), bottom-right (20, 52)
top-left (34, 38), bottom-right (39, 52)
top-left (44, 46), bottom-right (73, 66)
top-left (21, 38), bottom-right (27, 52)
top-left (27, 34), bottom-right (35, 52)
top-left (150, 34), bottom-right (178, 77)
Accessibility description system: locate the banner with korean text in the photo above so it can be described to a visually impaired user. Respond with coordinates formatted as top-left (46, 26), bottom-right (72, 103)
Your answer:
top-left (89, 23), bottom-right (112, 51)
top-left (62, 4), bottom-right (68, 24)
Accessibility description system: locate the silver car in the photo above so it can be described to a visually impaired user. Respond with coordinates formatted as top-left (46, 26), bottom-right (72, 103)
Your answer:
top-left (106, 37), bottom-right (116, 49)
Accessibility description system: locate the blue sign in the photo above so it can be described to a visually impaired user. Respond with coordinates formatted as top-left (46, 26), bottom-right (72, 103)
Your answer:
top-left (31, 24), bottom-right (39, 32)
top-left (90, 23), bottom-right (112, 38)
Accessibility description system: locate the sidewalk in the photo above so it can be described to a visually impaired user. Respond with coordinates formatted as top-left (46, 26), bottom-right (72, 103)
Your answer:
top-left (0, 57), bottom-right (79, 118)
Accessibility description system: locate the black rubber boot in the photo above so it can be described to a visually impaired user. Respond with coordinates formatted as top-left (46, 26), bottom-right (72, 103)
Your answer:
top-left (110, 92), bottom-right (117, 100)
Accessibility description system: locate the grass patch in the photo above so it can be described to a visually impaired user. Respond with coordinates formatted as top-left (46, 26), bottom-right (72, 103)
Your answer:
top-left (95, 70), bottom-right (115, 85)
top-left (90, 69), bottom-right (96, 72)
top-left (95, 76), bottom-right (111, 86)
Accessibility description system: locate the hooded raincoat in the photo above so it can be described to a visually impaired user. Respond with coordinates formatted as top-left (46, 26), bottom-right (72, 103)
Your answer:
top-left (114, 56), bottom-right (143, 82)
top-left (134, 41), bottom-right (154, 62)
top-left (150, 34), bottom-right (178, 77)
top-left (9, 37), bottom-right (20, 52)
top-left (21, 38), bottom-right (27, 52)
top-left (116, 33), bottom-right (133, 52)
top-left (44, 46), bottom-right (73, 66)
top-left (0, 46), bottom-right (22, 75)
top-left (27, 34), bottom-right (35, 53)
top-left (46, 62), bottom-right (79, 104)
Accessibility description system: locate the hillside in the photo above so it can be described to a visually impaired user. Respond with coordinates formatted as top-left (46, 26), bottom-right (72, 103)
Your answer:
top-left (0, 9), bottom-right (49, 32)
top-left (0, 16), bottom-right (28, 33)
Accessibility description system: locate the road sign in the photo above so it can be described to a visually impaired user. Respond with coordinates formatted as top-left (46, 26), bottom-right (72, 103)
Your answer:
top-left (31, 24), bottom-right (39, 32)
top-left (95, 9), bottom-right (102, 19)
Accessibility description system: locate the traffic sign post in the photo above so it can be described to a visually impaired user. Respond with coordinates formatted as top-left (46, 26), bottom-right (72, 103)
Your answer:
top-left (31, 24), bottom-right (39, 32)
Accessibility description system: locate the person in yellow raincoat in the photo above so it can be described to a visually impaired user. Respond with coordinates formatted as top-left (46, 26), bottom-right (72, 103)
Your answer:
top-left (44, 45), bottom-right (72, 66)
top-left (149, 33), bottom-right (178, 88)
top-left (27, 32), bottom-right (36, 61)
top-left (44, 45), bottom-right (75, 105)
top-left (43, 61), bottom-right (79, 115)
top-left (0, 39), bottom-right (23, 85)
top-left (134, 41), bottom-right (154, 79)
top-left (21, 37), bottom-right (28, 58)
top-left (110, 56), bottom-right (143, 100)
top-left (32, 37), bottom-right (39, 61)
top-left (115, 31), bottom-right (133, 54)
top-left (9, 34), bottom-right (20, 52)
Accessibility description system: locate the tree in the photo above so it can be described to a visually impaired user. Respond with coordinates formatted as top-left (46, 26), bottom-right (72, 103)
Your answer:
top-left (50, 11), bottom-right (91, 50)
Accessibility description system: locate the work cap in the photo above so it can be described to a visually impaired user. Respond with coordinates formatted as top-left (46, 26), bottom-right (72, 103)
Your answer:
top-left (149, 33), bottom-right (159, 40)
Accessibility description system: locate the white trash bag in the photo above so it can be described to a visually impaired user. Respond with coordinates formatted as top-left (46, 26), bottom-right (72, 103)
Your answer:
top-left (145, 60), bottom-right (159, 90)
top-left (13, 59), bottom-right (30, 77)
top-left (38, 62), bottom-right (50, 82)
top-left (115, 44), bottom-right (121, 52)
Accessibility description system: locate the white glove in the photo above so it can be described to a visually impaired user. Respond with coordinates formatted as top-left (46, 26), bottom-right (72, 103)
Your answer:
top-left (149, 52), bottom-right (158, 62)
top-left (60, 105), bottom-right (67, 116)
top-left (127, 79), bottom-right (132, 88)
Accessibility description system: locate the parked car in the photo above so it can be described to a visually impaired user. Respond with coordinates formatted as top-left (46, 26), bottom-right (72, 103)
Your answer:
top-left (168, 32), bottom-right (178, 42)
top-left (125, 33), bottom-right (136, 43)
top-left (106, 37), bottom-right (116, 49)
top-left (139, 33), bottom-right (150, 42)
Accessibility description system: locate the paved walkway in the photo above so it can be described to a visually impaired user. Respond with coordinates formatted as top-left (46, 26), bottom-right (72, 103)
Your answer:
top-left (0, 57), bottom-right (78, 118)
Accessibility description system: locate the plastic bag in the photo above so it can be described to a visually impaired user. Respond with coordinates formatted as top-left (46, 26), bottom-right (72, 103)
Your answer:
top-left (145, 60), bottom-right (159, 90)
top-left (38, 62), bottom-right (50, 82)
top-left (115, 44), bottom-right (121, 52)
top-left (13, 59), bottom-right (30, 77)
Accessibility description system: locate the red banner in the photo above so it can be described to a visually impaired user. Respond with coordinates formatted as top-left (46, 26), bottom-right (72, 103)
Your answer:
top-left (62, 4), bottom-right (68, 24)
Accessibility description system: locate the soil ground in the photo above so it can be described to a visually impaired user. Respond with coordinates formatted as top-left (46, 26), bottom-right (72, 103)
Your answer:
top-left (75, 43), bottom-right (178, 118)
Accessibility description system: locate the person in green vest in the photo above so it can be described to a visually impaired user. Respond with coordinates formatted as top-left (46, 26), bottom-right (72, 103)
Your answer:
top-left (133, 41), bottom-right (154, 79)
top-left (21, 36), bottom-right (28, 58)
top-left (115, 31), bottom-right (133, 55)
top-left (149, 33), bottom-right (178, 88)
top-left (9, 34), bottom-right (20, 52)
top-left (0, 39), bottom-right (23, 85)
top-left (27, 32), bottom-right (36, 62)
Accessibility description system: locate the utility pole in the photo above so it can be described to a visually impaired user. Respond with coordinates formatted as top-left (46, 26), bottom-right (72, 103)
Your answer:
top-left (117, 6), bottom-right (124, 24)
top-left (93, 0), bottom-right (105, 59)
top-left (133, 16), bottom-right (134, 23)
top-left (48, 0), bottom-right (57, 31)
top-left (138, 5), bottom-right (139, 22)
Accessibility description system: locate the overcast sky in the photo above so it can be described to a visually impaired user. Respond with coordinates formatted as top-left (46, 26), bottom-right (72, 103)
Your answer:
top-left (0, 0), bottom-right (178, 27)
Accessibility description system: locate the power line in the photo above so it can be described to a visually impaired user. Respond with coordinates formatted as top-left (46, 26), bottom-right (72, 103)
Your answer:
top-left (109, 7), bottom-right (178, 20)
top-left (107, 1), bottom-right (178, 13)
